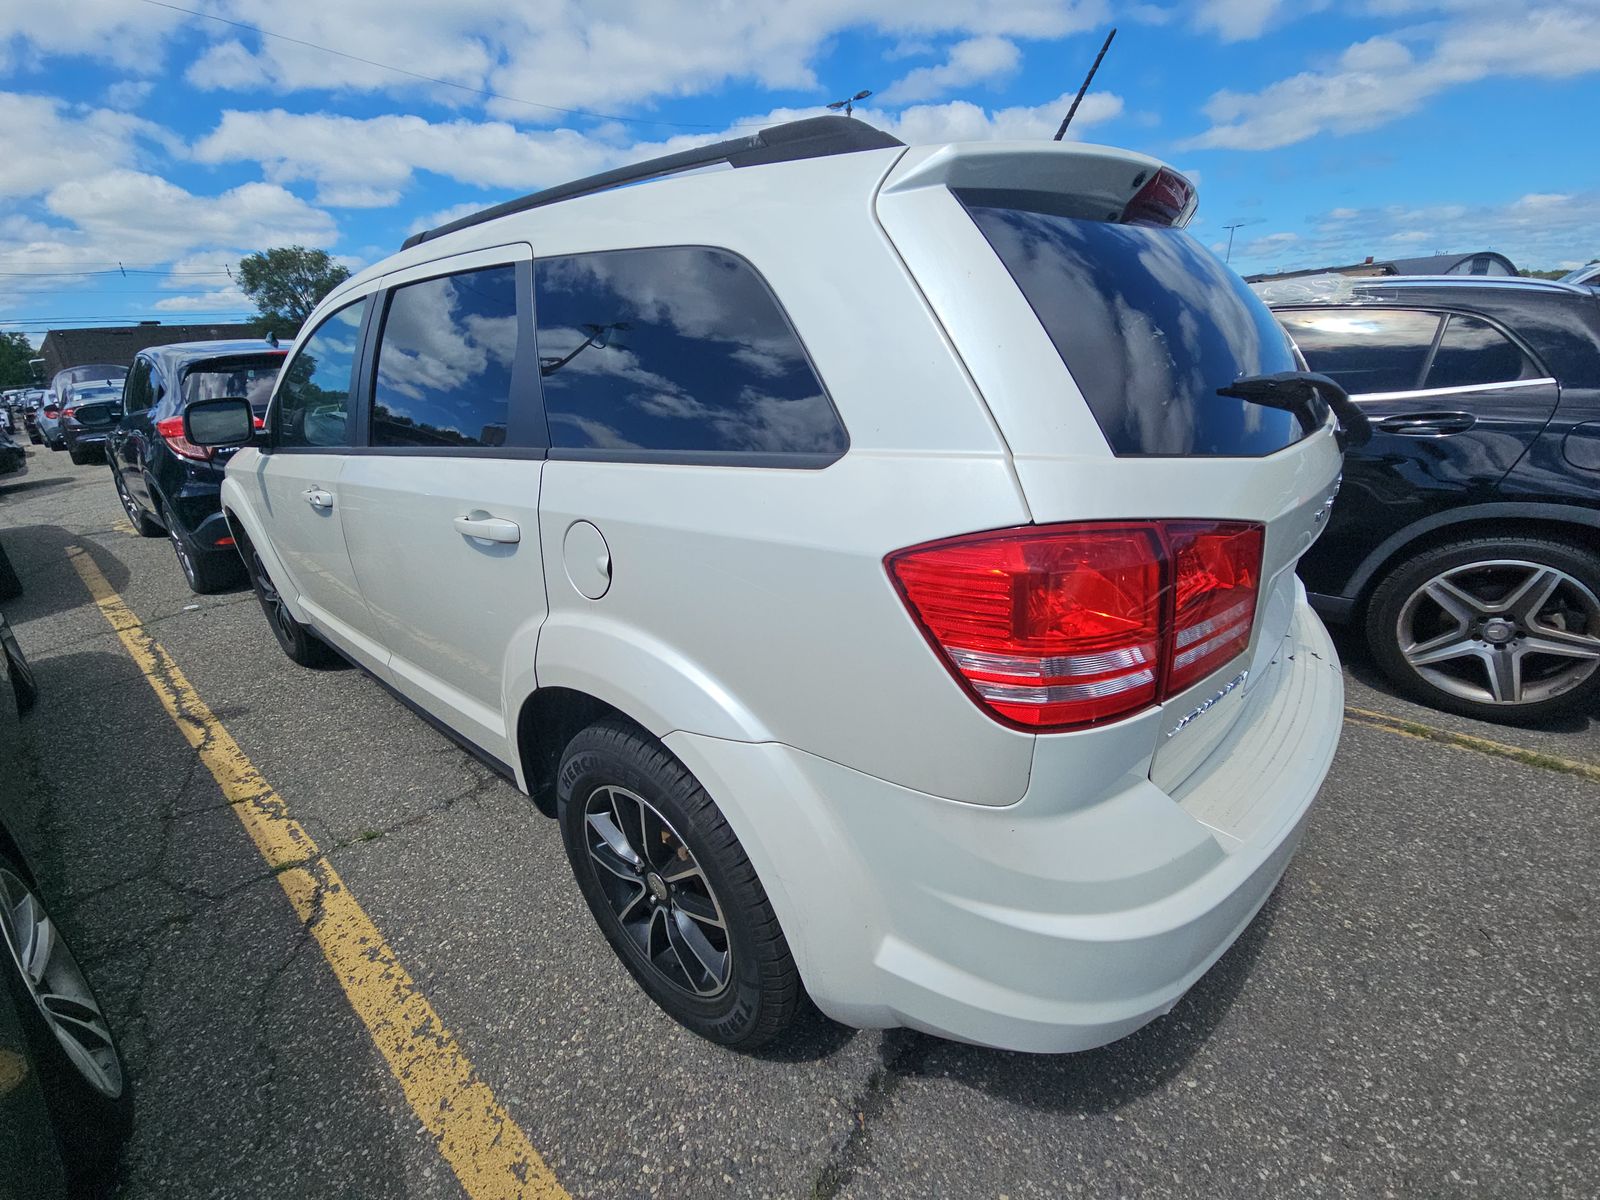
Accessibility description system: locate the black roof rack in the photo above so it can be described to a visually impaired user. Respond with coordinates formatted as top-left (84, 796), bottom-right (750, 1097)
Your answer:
top-left (401, 115), bottom-right (904, 250)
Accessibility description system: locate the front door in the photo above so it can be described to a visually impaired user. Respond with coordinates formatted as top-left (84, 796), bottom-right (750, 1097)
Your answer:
top-left (249, 297), bottom-right (387, 669)
top-left (1278, 306), bottom-right (1560, 595)
top-left (335, 251), bottom-right (545, 764)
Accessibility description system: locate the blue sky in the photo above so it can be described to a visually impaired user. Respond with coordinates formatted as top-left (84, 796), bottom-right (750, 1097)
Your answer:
top-left (3, 0), bottom-right (1598, 340)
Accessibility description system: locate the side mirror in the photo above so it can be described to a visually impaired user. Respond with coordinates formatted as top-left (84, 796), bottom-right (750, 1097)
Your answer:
top-left (185, 397), bottom-right (255, 448)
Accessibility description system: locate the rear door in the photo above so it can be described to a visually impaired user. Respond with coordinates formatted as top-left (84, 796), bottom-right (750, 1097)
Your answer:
top-left (335, 246), bottom-right (545, 764)
top-left (1276, 306), bottom-right (1559, 596)
top-left (875, 149), bottom-right (1345, 785)
top-left (113, 358), bottom-right (160, 508)
top-left (246, 297), bottom-right (388, 668)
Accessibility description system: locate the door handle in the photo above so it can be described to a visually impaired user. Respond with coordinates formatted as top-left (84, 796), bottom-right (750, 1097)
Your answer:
top-left (304, 487), bottom-right (334, 509)
top-left (453, 513), bottom-right (521, 544)
top-left (1375, 412), bottom-right (1476, 436)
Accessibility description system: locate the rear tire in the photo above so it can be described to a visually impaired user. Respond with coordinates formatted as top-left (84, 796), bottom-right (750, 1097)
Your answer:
top-left (170, 524), bottom-right (244, 594)
top-left (243, 544), bottom-right (337, 667)
top-left (0, 541), bottom-right (19, 603)
top-left (0, 857), bottom-right (133, 1184)
top-left (558, 719), bottom-right (800, 1050)
top-left (67, 445), bottom-right (96, 466)
top-left (1366, 535), bottom-right (1600, 724)
top-left (113, 468), bottom-right (162, 537)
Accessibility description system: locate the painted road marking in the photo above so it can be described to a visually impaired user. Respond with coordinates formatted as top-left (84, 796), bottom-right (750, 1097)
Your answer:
top-left (66, 546), bottom-right (568, 1200)
top-left (1344, 704), bottom-right (1600, 783)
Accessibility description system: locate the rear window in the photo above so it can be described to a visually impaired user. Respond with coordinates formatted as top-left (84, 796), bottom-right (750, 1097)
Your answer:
top-left (956, 189), bottom-right (1306, 457)
top-left (181, 357), bottom-right (284, 412)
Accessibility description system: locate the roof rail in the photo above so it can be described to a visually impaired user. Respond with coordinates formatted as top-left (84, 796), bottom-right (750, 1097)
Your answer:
top-left (401, 115), bottom-right (904, 250)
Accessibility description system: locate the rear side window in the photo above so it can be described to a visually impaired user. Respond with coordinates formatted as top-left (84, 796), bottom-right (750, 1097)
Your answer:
top-left (1424, 314), bottom-right (1537, 390)
top-left (372, 266), bottom-right (518, 448)
top-left (1275, 308), bottom-right (1442, 395)
top-left (276, 300), bottom-right (364, 449)
top-left (957, 190), bottom-right (1303, 457)
top-left (533, 247), bottom-right (845, 462)
top-left (122, 360), bottom-right (154, 414)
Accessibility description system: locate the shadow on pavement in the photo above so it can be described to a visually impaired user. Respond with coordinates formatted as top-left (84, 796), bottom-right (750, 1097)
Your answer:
top-left (887, 887), bottom-right (1282, 1114)
top-left (0, 524), bottom-right (131, 619)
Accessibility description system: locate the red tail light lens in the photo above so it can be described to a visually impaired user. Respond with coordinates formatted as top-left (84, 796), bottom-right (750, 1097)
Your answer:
top-left (1165, 522), bottom-right (1264, 694)
top-left (43, 407), bottom-right (58, 417)
top-left (61, 407), bottom-right (77, 419)
top-left (1122, 167), bottom-right (1195, 226)
top-left (155, 415), bottom-right (212, 462)
top-left (888, 520), bottom-right (1264, 732)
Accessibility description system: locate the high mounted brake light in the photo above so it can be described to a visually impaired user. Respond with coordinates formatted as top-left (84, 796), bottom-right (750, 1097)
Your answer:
top-left (887, 520), bottom-right (1263, 732)
top-left (1122, 167), bottom-right (1195, 227)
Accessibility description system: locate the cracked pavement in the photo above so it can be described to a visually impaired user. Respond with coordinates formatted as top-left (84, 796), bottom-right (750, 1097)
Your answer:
top-left (2, 446), bottom-right (1598, 1198)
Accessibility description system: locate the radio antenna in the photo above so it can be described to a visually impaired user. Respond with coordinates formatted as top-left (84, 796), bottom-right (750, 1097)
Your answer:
top-left (1054, 28), bottom-right (1117, 141)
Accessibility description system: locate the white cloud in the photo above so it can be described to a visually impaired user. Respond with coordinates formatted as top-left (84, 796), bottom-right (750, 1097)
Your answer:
top-left (0, 0), bottom-right (184, 73)
top-left (1232, 190), bottom-right (1600, 275)
top-left (153, 287), bottom-right (253, 312)
top-left (1192, 0), bottom-right (1328, 41)
top-left (879, 36), bottom-right (1022, 104)
top-left (0, 92), bottom-right (173, 198)
top-left (868, 89), bottom-right (1122, 142)
top-left (1186, 4), bottom-right (1600, 150)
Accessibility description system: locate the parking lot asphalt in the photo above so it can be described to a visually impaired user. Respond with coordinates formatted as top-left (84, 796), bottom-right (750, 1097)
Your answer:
top-left (2, 442), bottom-right (1597, 1200)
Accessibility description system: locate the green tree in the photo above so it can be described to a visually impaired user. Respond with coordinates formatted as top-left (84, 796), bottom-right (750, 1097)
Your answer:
top-left (0, 330), bottom-right (37, 388)
top-left (237, 246), bottom-right (351, 339)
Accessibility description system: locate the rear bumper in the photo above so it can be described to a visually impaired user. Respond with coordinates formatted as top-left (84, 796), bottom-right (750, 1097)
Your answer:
top-left (665, 598), bottom-right (1343, 1053)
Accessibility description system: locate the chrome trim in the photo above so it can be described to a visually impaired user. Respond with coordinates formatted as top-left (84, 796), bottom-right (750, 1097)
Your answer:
top-left (1174, 600), bottom-right (1253, 649)
top-left (947, 643), bottom-right (1156, 680)
top-left (973, 668), bottom-right (1156, 705)
top-left (1173, 620), bottom-right (1252, 671)
top-left (1352, 377), bottom-right (1554, 404)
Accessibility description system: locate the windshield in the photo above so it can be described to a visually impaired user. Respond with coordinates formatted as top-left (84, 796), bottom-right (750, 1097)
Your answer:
top-left (182, 359), bottom-right (283, 411)
top-left (72, 387), bottom-right (122, 402)
top-left (956, 188), bottom-right (1306, 457)
top-left (1559, 263), bottom-right (1600, 285)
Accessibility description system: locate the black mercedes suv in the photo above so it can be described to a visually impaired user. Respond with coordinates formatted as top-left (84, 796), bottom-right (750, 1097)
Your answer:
top-left (108, 340), bottom-right (284, 593)
top-left (1264, 275), bottom-right (1600, 724)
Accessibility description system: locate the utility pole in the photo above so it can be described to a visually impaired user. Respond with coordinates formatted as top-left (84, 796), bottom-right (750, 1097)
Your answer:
top-left (1054, 28), bottom-right (1116, 141)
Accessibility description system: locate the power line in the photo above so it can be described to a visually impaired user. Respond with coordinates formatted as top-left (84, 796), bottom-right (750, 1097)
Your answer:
top-left (0, 269), bottom-right (235, 278)
top-left (135, 0), bottom-right (755, 130)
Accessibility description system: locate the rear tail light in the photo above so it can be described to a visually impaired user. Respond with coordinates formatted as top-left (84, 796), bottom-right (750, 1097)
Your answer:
top-left (1122, 167), bottom-right (1196, 227)
top-left (155, 415), bottom-right (213, 462)
top-left (887, 520), bottom-right (1263, 732)
top-left (61, 407), bottom-right (77, 419)
top-left (43, 407), bottom-right (58, 417)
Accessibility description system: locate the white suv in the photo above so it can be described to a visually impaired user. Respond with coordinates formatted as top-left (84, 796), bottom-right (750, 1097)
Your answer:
top-left (185, 117), bottom-right (1350, 1053)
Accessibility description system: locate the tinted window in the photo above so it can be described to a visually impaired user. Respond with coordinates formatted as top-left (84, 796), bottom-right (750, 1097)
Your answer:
top-left (1424, 315), bottom-right (1536, 390)
top-left (958, 191), bottom-right (1304, 456)
top-left (123, 360), bottom-right (154, 414)
top-left (371, 266), bottom-right (517, 449)
top-left (534, 247), bottom-right (844, 459)
top-left (276, 301), bottom-right (364, 448)
top-left (1276, 308), bottom-right (1442, 395)
top-left (182, 358), bottom-right (283, 414)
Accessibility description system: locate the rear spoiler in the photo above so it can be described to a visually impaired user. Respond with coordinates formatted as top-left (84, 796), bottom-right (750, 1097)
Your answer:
top-left (880, 142), bottom-right (1198, 228)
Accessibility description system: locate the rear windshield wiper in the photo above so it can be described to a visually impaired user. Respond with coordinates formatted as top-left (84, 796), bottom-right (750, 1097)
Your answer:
top-left (1217, 371), bottom-right (1371, 449)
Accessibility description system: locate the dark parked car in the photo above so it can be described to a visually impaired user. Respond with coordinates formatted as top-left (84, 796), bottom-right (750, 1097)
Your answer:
top-left (43, 366), bottom-right (126, 451)
top-left (0, 428), bottom-right (25, 478)
top-left (18, 391), bottom-right (46, 445)
top-left (0, 613), bottom-right (132, 1197)
top-left (58, 382), bottom-right (126, 465)
top-left (1263, 275), bottom-right (1600, 723)
top-left (109, 340), bottom-right (284, 593)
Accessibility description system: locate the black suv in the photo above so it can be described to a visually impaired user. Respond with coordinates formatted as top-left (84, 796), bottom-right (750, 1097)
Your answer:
top-left (108, 340), bottom-right (284, 592)
top-left (1265, 276), bottom-right (1600, 724)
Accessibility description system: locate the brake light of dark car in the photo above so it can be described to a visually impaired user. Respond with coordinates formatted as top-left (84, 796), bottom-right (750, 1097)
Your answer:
top-left (155, 415), bottom-right (214, 462)
top-left (61, 407), bottom-right (77, 420)
top-left (43, 406), bottom-right (58, 417)
top-left (887, 520), bottom-right (1264, 732)
top-left (1121, 167), bottom-right (1195, 227)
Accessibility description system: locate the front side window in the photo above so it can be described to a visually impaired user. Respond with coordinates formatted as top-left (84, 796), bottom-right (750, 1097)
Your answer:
top-left (1276, 308), bottom-right (1443, 395)
top-left (533, 247), bottom-right (845, 460)
top-left (1423, 315), bottom-right (1537, 390)
top-left (275, 300), bottom-right (365, 449)
top-left (371, 266), bottom-right (517, 449)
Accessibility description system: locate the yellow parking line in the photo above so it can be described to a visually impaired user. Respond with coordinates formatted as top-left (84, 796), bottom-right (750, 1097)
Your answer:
top-left (1344, 704), bottom-right (1600, 784)
top-left (66, 546), bottom-right (568, 1200)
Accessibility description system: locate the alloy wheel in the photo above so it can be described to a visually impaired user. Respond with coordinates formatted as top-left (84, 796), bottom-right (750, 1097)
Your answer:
top-left (1397, 558), bottom-right (1600, 706)
top-left (581, 786), bottom-right (731, 997)
top-left (251, 550), bottom-right (297, 643)
top-left (114, 471), bottom-right (141, 526)
top-left (0, 867), bottom-right (123, 1098)
top-left (170, 528), bottom-right (197, 586)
